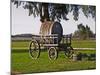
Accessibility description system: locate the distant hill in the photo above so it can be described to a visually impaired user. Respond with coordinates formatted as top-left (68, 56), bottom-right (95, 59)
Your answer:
top-left (11, 34), bottom-right (33, 37)
top-left (11, 34), bottom-right (33, 41)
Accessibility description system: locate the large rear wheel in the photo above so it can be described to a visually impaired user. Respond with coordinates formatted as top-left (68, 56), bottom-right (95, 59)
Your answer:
top-left (29, 40), bottom-right (40, 59)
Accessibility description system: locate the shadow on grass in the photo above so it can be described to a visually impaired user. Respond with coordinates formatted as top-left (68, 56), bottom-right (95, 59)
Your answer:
top-left (12, 49), bottom-right (96, 61)
top-left (77, 53), bottom-right (96, 61)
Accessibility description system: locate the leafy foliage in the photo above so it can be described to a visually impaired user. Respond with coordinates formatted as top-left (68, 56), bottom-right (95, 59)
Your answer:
top-left (73, 24), bottom-right (94, 39)
top-left (11, 0), bottom-right (96, 22)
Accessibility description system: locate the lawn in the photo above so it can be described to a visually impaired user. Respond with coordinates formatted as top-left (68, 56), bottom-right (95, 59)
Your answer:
top-left (11, 39), bottom-right (96, 49)
top-left (11, 50), bottom-right (96, 74)
top-left (11, 39), bottom-right (96, 74)
top-left (72, 39), bottom-right (96, 48)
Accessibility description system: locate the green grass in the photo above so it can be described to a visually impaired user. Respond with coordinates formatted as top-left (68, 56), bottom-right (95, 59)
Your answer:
top-left (11, 39), bottom-right (96, 74)
top-left (72, 39), bottom-right (96, 48)
top-left (12, 39), bottom-right (96, 49)
top-left (11, 40), bottom-right (30, 49)
top-left (11, 50), bottom-right (96, 74)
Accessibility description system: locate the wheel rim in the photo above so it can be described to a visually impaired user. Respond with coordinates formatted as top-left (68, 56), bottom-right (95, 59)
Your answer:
top-left (48, 47), bottom-right (57, 60)
top-left (65, 47), bottom-right (73, 58)
top-left (29, 40), bottom-right (40, 59)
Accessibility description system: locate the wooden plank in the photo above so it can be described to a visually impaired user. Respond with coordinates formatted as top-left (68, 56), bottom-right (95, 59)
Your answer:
top-left (43, 44), bottom-right (58, 47)
top-left (32, 34), bottom-right (58, 37)
top-left (32, 35), bottom-right (58, 39)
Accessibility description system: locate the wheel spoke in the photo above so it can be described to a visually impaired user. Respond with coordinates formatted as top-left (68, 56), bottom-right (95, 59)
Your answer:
top-left (48, 47), bottom-right (57, 60)
top-left (65, 46), bottom-right (73, 58)
top-left (29, 40), bottom-right (40, 59)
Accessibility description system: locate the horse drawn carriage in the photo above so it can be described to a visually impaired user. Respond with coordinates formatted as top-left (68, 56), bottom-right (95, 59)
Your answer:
top-left (29, 22), bottom-right (74, 60)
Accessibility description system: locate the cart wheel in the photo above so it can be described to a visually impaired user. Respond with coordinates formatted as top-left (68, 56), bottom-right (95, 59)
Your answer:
top-left (29, 40), bottom-right (40, 59)
top-left (48, 47), bottom-right (58, 60)
top-left (65, 46), bottom-right (73, 58)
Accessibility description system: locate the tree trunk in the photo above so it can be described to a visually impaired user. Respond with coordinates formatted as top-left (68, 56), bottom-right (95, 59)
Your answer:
top-left (39, 3), bottom-right (53, 35)
top-left (40, 3), bottom-right (50, 22)
top-left (39, 21), bottom-right (54, 35)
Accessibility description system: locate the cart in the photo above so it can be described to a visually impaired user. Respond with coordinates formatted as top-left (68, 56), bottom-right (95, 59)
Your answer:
top-left (29, 34), bottom-right (73, 60)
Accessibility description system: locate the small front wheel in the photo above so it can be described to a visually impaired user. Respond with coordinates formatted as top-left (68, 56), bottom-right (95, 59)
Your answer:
top-left (29, 39), bottom-right (40, 59)
top-left (48, 47), bottom-right (58, 60)
top-left (65, 46), bottom-right (73, 58)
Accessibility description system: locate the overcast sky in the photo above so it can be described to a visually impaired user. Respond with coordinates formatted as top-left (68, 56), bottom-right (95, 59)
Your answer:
top-left (11, 3), bottom-right (96, 35)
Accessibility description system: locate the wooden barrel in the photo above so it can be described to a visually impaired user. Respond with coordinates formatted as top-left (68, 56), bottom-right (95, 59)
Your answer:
top-left (51, 21), bottom-right (63, 43)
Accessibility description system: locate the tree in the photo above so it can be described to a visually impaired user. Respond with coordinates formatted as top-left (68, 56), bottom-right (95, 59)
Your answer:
top-left (77, 23), bottom-right (86, 39)
top-left (85, 25), bottom-right (94, 38)
top-left (73, 24), bottom-right (94, 39)
top-left (11, 0), bottom-right (96, 35)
